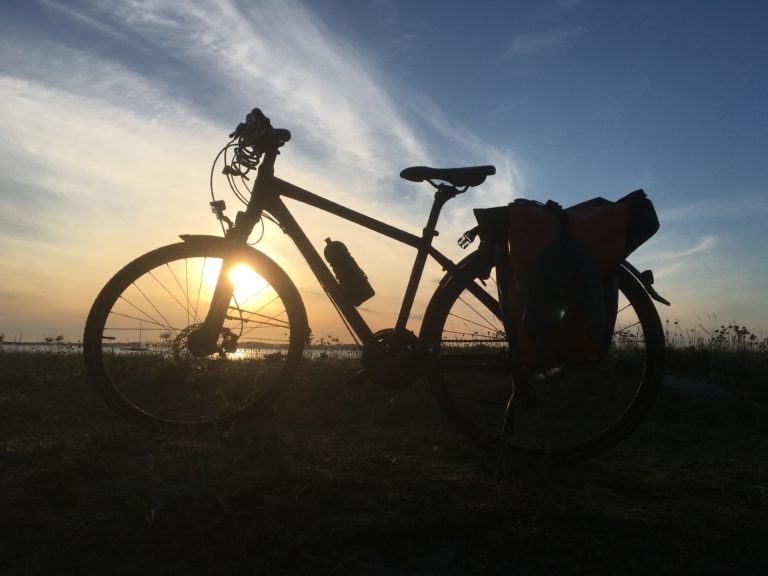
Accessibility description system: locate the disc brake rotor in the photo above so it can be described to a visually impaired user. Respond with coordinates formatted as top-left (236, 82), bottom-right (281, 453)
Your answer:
top-left (172, 324), bottom-right (224, 371)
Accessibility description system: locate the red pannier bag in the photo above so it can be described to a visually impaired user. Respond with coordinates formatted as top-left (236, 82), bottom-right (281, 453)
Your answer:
top-left (474, 190), bottom-right (659, 368)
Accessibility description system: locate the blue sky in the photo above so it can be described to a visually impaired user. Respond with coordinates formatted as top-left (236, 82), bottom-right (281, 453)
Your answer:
top-left (1, 0), bottom-right (767, 341)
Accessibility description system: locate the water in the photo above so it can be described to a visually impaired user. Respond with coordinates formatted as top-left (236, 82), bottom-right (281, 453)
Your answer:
top-left (0, 342), bottom-right (361, 360)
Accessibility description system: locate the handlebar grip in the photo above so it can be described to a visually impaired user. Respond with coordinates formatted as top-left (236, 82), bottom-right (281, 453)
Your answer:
top-left (228, 109), bottom-right (291, 148)
top-left (272, 128), bottom-right (291, 142)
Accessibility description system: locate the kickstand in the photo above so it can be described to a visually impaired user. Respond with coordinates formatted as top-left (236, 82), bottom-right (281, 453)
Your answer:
top-left (496, 358), bottom-right (537, 478)
top-left (495, 377), bottom-right (518, 479)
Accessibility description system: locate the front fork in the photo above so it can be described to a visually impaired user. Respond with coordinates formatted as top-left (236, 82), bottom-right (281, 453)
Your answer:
top-left (186, 212), bottom-right (260, 357)
top-left (187, 265), bottom-right (236, 356)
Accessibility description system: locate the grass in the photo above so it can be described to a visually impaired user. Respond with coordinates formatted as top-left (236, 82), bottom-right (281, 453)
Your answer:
top-left (664, 321), bottom-right (768, 398)
top-left (1, 349), bottom-right (766, 575)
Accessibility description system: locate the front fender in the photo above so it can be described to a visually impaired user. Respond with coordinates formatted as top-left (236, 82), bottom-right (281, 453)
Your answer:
top-left (179, 233), bottom-right (228, 245)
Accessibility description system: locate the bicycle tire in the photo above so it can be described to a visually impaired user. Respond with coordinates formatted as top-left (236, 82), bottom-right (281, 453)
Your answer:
top-left (84, 239), bottom-right (308, 430)
top-left (421, 249), bottom-right (665, 460)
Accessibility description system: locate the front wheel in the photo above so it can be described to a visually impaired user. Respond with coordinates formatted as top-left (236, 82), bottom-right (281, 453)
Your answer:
top-left (84, 239), bottom-right (308, 429)
top-left (421, 250), bottom-right (665, 460)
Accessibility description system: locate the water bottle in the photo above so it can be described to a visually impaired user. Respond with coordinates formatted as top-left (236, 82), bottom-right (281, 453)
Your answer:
top-left (324, 238), bottom-right (375, 306)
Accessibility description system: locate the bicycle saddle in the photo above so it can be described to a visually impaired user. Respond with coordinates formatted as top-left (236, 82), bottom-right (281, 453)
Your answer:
top-left (400, 165), bottom-right (496, 188)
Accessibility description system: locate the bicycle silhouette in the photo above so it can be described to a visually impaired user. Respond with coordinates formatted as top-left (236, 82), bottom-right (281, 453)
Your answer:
top-left (84, 108), bottom-right (666, 460)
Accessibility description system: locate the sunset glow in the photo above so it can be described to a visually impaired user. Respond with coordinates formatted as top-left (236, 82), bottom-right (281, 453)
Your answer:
top-left (1, 1), bottom-right (768, 342)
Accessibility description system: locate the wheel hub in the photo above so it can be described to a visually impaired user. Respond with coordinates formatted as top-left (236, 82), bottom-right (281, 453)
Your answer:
top-left (172, 324), bottom-right (225, 371)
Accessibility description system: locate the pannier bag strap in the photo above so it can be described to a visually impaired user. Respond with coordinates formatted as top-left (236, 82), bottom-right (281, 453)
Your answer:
top-left (543, 200), bottom-right (571, 241)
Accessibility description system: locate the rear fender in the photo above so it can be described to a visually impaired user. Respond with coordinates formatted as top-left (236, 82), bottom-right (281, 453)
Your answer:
top-left (622, 260), bottom-right (670, 306)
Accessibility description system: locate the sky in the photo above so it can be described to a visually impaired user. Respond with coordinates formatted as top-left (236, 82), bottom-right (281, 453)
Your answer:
top-left (1, 0), bottom-right (767, 343)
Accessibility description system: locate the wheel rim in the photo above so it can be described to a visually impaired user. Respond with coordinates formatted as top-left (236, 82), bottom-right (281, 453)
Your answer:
top-left (432, 269), bottom-right (658, 455)
top-left (92, 248), bottom-right (296, 425)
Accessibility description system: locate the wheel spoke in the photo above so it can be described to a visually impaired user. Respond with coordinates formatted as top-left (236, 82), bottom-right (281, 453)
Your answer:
top-left (161, 261), bottom-right (203, 325)
top-left (425, 260), bottom-right (663, 459)
top-left (129, 281), bottom-right (178, 338)
top-left (451, 296), bottom-right (501, 333)
top-left (107, 309), bottom-right (180, 332)
top-left (84, 243), bottom-right (304, 429)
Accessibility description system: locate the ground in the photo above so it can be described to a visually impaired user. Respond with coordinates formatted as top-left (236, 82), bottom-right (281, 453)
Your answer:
top-left (1, 352), bottom-right (766, 575)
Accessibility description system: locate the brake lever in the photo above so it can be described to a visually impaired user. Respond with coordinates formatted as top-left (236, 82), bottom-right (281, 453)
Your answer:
top-left (229, 107), bottom-right (271, 139)
top-left (228, 123), bottom-right (245, 139)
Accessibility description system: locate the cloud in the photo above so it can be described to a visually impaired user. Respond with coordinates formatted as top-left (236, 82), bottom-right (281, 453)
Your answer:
top-left (0, 71), bottom-right (219, 237)
top-left (0, 0), bottom-right (525, 340)
top-left (41, 0), bottom-right (135, 43)
top-left (504, 25), bottom-right (585, 57)
top-left (3, 0), bottom-right (522, 214)
top-left (0, 177), bottom-right (61, 240)
top-left (398, 91), bottom-right (524, 229)
top-left (655, 235), bottom-right (718, 260)
top-left (632, 234), bottom-right (718, 280)
top-left (661, 196), bottom-right (768, 222)
top-left (95, 1), bottom-right (430, 185)
top-left (96, 0), bottom-right (520, 203)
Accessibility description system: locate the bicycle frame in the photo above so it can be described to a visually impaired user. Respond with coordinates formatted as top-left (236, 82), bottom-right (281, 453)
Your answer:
top-left (198, 148), bottom-right (469, 359)
top-left (84, 113), bottom-right (669, 455)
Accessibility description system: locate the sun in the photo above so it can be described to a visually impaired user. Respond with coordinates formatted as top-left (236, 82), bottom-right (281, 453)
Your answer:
top-left (227, 262), bottom-right (268, 303)
top-left (199, 260), bottom-right (268, 304)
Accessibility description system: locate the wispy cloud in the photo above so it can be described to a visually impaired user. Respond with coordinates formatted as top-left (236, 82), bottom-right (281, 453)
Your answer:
top-left (124, 1), bottom-right (521, 193)
top-left (401, 91), bottom-right (524, 229)
top-left (97, 1), bottom-right (431, 187)
top-left (41, 0), bottom-right (136, 44)
top-left (4, 0), bottom-right (521, 211)
top-left (0, 0), bottom-right (523, 339)
top-left (639, 234), bottom-right (718, 281)
top-left (0, 70), bottom-right (218, 227)
top-left (504, 25), bottom-right (585, 57)
top-left (0, 66), bottom-right (233, 338)
top-left (656, 235), bottom-right (718, 260)
top-left (661, 196), bottom-right (768, 221)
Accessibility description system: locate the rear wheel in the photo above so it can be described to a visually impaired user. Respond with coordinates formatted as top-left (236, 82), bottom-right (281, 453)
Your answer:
top-left (421, 250), bottom-right (665, 460)
top-left (83, 240), bottom-right (307, 429)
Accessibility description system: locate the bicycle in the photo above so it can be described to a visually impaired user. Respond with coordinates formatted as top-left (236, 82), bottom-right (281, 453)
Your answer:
top-left (83, 108), bottom-right (667, 460)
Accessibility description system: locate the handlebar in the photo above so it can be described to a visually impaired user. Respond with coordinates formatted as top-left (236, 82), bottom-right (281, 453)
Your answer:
top-left (229, 107), bottom-right (291, 152)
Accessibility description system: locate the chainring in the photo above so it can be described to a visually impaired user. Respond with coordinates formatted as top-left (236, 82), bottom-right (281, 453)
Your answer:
top-left (361, 328), bottom-right (420, 388)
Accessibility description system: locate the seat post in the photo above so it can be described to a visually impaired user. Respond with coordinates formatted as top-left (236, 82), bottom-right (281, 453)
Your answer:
top-left (391, 184), bottom-right (458, 350)
top-left (427, 184), bottom-right (459, 230)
